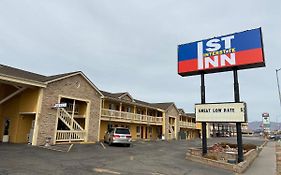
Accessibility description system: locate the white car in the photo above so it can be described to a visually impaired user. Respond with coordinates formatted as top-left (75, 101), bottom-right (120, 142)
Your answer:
top-left (104, 127), bottom-right (132, 147)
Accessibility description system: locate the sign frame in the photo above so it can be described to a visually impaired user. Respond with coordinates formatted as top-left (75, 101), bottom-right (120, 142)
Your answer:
top-left (195, 102), bottom-right (247, 123)
top-left (178, 27), bottom-right (265, 77)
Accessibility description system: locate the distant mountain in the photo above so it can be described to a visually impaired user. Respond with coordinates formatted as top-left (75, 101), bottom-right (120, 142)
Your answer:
top-left (248, 121), bottom-right (281, 131)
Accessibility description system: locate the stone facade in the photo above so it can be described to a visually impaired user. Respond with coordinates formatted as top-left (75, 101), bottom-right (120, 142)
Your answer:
top-left (164, 104), bottom-right (179, 140)
top-left (35, 74), bottom-right (102, 145)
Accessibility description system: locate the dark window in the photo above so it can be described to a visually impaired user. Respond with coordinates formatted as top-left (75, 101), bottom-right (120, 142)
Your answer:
top-left (136, 126), bottom-right (140, 133)
top-left (115, 128), bottom-right (130, 134)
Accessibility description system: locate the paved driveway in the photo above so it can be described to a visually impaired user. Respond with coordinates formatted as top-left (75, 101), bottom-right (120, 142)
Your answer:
top-left (0, 137), bottom-right (265, 175)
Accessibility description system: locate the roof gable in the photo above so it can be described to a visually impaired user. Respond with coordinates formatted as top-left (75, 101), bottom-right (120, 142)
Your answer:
top-left (46, 72), bottom-right (103, 97)
top-left (118, 92), bottom-right (134, 102)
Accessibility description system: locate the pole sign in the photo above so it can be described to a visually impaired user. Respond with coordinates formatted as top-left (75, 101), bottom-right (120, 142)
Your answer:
top-left (178, 28), bottom-right (265, 76)
top-left (195, 102), bottom-right (247, 122)
top-left (262, 112), bottom-right (270, 130)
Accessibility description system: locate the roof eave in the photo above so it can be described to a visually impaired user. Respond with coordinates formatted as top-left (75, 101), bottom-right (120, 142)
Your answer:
top-left (102, 96), bottom-right (165, 112)
top-left (0, 74), bottom-right (47, 88)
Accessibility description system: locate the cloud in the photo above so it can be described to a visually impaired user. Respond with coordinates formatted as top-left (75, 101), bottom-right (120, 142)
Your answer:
top-left (0, 0), bottom-right (281, 121)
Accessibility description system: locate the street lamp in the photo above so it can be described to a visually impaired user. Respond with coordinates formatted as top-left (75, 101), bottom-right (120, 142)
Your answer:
top-left (276, 68), bottom-right (281, 130)
top-left (276, 68), bottom-right (281, 107)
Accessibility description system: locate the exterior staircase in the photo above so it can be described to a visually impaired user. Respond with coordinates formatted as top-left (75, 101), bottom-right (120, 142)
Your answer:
top-left (169, 124), bottom-right (175, 139)
top-left (56, 108), bottom-right (85, 142)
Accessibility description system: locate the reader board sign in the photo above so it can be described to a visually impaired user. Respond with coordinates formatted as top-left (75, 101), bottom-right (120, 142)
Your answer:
top-left (195, 102), bottom-right (247, 122)
top-left (178, 28), bottom-right (265, 76)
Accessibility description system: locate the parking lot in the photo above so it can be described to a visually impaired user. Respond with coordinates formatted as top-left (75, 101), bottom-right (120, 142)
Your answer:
top-left (0, 137), bottom-right (265, 175)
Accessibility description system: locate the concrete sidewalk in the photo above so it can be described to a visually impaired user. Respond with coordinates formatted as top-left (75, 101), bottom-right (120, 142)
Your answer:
top-left (241, 141), bottom-right (275, 175)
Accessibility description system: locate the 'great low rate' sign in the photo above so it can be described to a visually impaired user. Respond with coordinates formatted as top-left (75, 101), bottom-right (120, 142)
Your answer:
top-left (178, 28), bottom-right (265, 76)
top-left (195, 102), bottom-right (247, 122)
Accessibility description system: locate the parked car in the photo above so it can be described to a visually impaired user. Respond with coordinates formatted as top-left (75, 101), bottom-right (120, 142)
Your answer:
top-left (104, 127), bottom-right (132, 147)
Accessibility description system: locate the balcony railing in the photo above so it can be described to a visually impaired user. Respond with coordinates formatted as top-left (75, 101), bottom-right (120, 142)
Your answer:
top-left (101, 109), bottom-right (163, 125)
top-left (179, 121), bottom-right (196, 129)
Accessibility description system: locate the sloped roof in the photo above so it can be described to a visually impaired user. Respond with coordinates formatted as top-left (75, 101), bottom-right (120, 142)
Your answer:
top-left (150, 102), bottom-right (174, 110)
top-left (100, 90), bottom-right (127, 99)
top-left (100, 90), bottom-right (165, 111)
top-left (0, 64), bottom-right (47, 82)
top-left (180, 112), bottom-right (196, 118)
top-left (178, 108), bottom-right (185, 114)
top-left (0, 64), bottom-right (103, 96)
top-left (43, 71), bottom-right (81, 82)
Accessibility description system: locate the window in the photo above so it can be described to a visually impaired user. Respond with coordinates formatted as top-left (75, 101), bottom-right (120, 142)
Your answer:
top-left (115, 128), bottom-right (130, 134)
top-left (109, 104), bottom-right (115, 110)
top-left (127, 107), bottom-right (131, 112)
top-left (149, 127), bottom-right (152, 133)
top-left (136, 126), bottom-right (140, 133)
top-left (107, 124), bottom-right (113, 130)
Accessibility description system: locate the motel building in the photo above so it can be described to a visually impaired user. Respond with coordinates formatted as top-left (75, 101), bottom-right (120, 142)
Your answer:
top-left (178, 109), bottom-right (200, 140)
top-left (0, 64), bottom-right (102, 146)
top-left (0, 64), bottom-right (201, 146)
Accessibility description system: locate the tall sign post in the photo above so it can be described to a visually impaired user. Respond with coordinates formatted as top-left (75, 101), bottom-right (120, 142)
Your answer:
top-left (178, 28), bottom-right (265, 163)
top-left (233, 69), bottom-right (243, 162)
top-left (201, 73), bottom-right (207, 155)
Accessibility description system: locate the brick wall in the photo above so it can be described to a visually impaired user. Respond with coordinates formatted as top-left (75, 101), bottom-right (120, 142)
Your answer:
top-left (35, 74), bottom-right (101, 145)
top-left (165, 105), bottom-right (179, 139)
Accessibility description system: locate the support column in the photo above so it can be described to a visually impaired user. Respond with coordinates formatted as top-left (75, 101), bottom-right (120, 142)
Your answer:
top-left (201, 73), bottom-right (207, 155)
top-left (234, 69), bottom-right (244, 163)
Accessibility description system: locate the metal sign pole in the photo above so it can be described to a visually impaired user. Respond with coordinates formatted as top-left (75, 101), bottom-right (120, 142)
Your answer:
top-left (233, 69), bottom-right (244, 163)
top-left (201, 73), bottom-right (207, 155)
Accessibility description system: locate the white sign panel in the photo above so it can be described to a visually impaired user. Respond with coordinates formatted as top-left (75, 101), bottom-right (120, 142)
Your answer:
top-left (195, 102), bottom-right (247, 122)
top-left (53, 103), bottom-right (67, 108)
top-left (262, 113), bottom-right (270, 125)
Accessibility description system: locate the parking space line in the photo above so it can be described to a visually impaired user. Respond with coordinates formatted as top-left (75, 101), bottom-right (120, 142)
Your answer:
top-left (151, 172), bottom-right (165, 175)
top-left (100, 142), bottom-right (106, 149)
top-left (94, 168), bottom-right (121, 174)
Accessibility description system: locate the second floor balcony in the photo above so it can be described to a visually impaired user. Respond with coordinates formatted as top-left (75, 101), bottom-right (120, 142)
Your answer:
top-left (101, 108), bottom-right (163, 125)
top-left (179, 121), bottom-right (196, 129)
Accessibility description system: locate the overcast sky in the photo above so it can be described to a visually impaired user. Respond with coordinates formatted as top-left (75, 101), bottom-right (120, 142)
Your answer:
top-left (0, 0), bottom-right (280, 122)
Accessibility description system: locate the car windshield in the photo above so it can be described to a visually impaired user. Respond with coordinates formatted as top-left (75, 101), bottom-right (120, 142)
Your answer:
top-left (115, 128), bottom-right (130, 134)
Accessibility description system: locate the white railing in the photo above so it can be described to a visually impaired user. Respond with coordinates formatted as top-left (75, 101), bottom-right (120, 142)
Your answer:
top-left (101, 109), bottom-right (163, 124)
top-left (59, 108), bottom-right (84, 130)
top-left (179, 121), bottom-right (196, 128)
top-left (65, 104), bottom-right (79, 114)
top-left (56, 130), bottom-right (85, 142)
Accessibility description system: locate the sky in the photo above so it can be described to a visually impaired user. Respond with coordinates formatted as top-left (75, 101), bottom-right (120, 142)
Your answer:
top-left (0, 0), bottom-right (280, 122)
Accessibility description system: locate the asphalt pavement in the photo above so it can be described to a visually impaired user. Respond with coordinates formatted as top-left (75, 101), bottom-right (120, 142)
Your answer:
top-left (0, 137), bottom-right (265, 175)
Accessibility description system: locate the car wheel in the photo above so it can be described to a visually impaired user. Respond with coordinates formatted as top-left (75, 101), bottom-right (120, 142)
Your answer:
top-left (126, 144), bottom-right (130, 147)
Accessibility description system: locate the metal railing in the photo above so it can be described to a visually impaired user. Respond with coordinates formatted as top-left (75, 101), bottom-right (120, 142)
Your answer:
top-left (101, 109), bottom-right (163, 124)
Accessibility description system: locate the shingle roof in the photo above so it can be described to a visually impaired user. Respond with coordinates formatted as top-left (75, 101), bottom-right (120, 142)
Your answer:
top-left (99, 90), bottom-right (127, 99)
top-left (185, 113), bottom-right (196, 118)
top-left (150, 102), bottom-right (174, 110)
top-left (43, 71), bottom-right (81, 82)
top-left (100, 90), bottom-right (167, 110)
top-left (0, 64), bottom-right (80, 83)
top-left (0, 64), bottom-right (47, 82)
